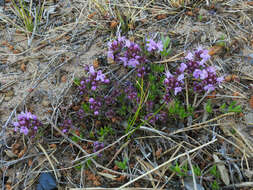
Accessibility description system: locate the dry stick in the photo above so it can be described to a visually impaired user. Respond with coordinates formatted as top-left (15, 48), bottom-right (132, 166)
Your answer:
top-left (169, 112), bottom-right (235, 136)
top-left (0, 80), bottom-right (17, 91)
top-left (136, 157), bottom-right (156, 188)
top-left (37, 143), bottom-right (59, 182)
top-left (204, 128), bottom-right (252, 157)
top-left (69, 188), bottom-right (160, 190)
top-left (186, 152), bottom-right (197, 190)
top-left (119, 139), bottom-right (217, 189)
top-left (223, 182), bottom-right (253, 189)
top-left (106, 140), bottom-right (130, 167)
top-left (167, 143), bottom-right (184, 181)
top-left (154, 52), bottom-right (184, 64)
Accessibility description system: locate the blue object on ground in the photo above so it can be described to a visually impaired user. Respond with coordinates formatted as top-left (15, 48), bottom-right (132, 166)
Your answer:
top-left (36, 173), bottom-right (57, 190)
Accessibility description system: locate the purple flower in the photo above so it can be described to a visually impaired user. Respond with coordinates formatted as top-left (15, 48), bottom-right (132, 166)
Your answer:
top-left (60, 119), bottom-right (73, 133)
top-left (165, 71), bottom-right (173, 78)
top-left (164, 71), bottom-right (184, 96)
top-left (89, 98), bottom-right (95, 104)
top-left (93, 141), bottom-right (104, 157)
top-left (185, 52), bottom-right (194, 61)
top-left (13, 122), bottom-right (19, 127)
top-left (96, 70), bottom-right (106, 82)
top-left (204, 84), bottom-right (215, 92)
top-left (174, 87), bottom-right (182, 95)
top-left (193, 69), bottom-right (202, 79)
top-left (128, 58), bottom-right (139, 67)
top-left (177, 74), bottom-right (184, 82)
top-left (146, 38), bottom-right (163, 52)
top-left (20, 126), bottom-right (29, 135)
top-left (179, 63), bottom-right (187, 73)
top-left (206, 66), bottom-right (216, 74)
top-left (125, 84), bottom-right (137, 100)
top-left (89, 66), bottom-right (96, 75)
top-left (200, 70), bottom-right (208, 80)
top-left (217, 76), bottom-right (224, 84)
top-left (200, 49), bottom-right (210, 61)
top-left (91, 86), bottom-right (97, 91)
top-left (125, 39), bottom-right (131, 47)
top-left (137, 66), bottom-right (146, 78)
top-left (108, 50), bottom-right (114, 59)
top-left (120, 57), bottom-right (128, 67)
top-left (13, 111), bottom-right (41, 136)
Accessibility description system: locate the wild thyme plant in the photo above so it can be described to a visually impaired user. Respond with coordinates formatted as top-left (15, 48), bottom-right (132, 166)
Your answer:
top-left (163, 47), bottom-right (224, 101)
top-left (12, 111), bottom-right (42, 136)
top-left (72, 33), bottom-right (225, 149)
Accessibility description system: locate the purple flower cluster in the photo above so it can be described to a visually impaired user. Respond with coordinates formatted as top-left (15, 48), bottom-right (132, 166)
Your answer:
top-left (193, 66), bottom-right (224, 92)
top-left (163, 47), bottom-right (224, 101)
top-left (144, 112), bottom-right (167, 125)
top-left (59, 119), bottom-right (73, 133)
top-left (93, 141), bottom-right (104, 157)
top-left (124, 83), bottom-right (138, 100)
top-left (137, 66), bottom-right (146, 78)
top-left (146, 38), bottom-right (163, 53)
top-left (79, 65), bottom-right (109, 95)
top-left (12, 111), bottom-right (41, 135)
top-left (164, 71), bottom-right (185, 96)
top-left (108, 34), bottom-right (146, 68)
top-left (89, 97), bottom-right (102, 115)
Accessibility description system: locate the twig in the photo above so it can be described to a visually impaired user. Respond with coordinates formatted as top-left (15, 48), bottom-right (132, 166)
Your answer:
top-left (37, 143), bottom-right (59, 182)
top-left (119, 139), bottom-right (217, 189)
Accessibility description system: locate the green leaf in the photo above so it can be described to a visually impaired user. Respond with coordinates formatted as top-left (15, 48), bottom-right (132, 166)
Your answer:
top-left (115, 159), bottom-right (128, 170)
top-left (211, 180), bottom-right (220, 190)
top-left (193, 165), bottom-right (202, 176)
top-left (148, 74), bottom-right (155, 82)
top-left (206, 100), bottom-right (213, 113)
top-left (82, 103), bottom-right (90, 112)
top-left (210, 165), bottom-right (220, 178)
top-left (73, 78), bottom-right (81, 86)
top-left (220, 103), bottom-right (226, 113)
top-left (71, 135), bottom-right (79, 143)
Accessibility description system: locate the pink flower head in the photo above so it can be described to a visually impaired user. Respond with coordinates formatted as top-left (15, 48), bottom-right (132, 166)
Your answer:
top-left (217, 76), bottom-right (224, 84)
top-left (200, 49), bottom-right (210, 60)
top-left (185, 52), bottom-right (194, 61)
top-left (206, 66), bottom-right (216, 74)
top-left (119, 57), bottom-right (128, 67)
top-left (146, 38), bottom-right (163, 52)
top-left (204, 84), bottom-right (215, 92)
top-left (89, 66), bottom-right (96, 75)
top-left (165, 71), bottom-right (173, 78)
top-left (20, 126), bottom-right (29, 135)
top-left (125, 39), bottom-right (131, 48)
top-left (179, 63), bottom-right (187, 73)
top-left (193, 69), bottom-right (202, 79)
top-left (89, 98), bottom-right (95, 104)
top-left (95, 70), bottom-right (106, 82)
top-left (156, 41), bottom-right (163, 52)
top-left (128, 58), bottom-right (139, 67)
top-left (91, 86), bottom-right (97, 91)
top-left (174, 87), bottom-right (182, 95)
top-left (107, 50), bottom-right (114, 59)
top-left (200, 69), bottom-right (208, 80)
top-left (177, 74), bottom-right (184, 82)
